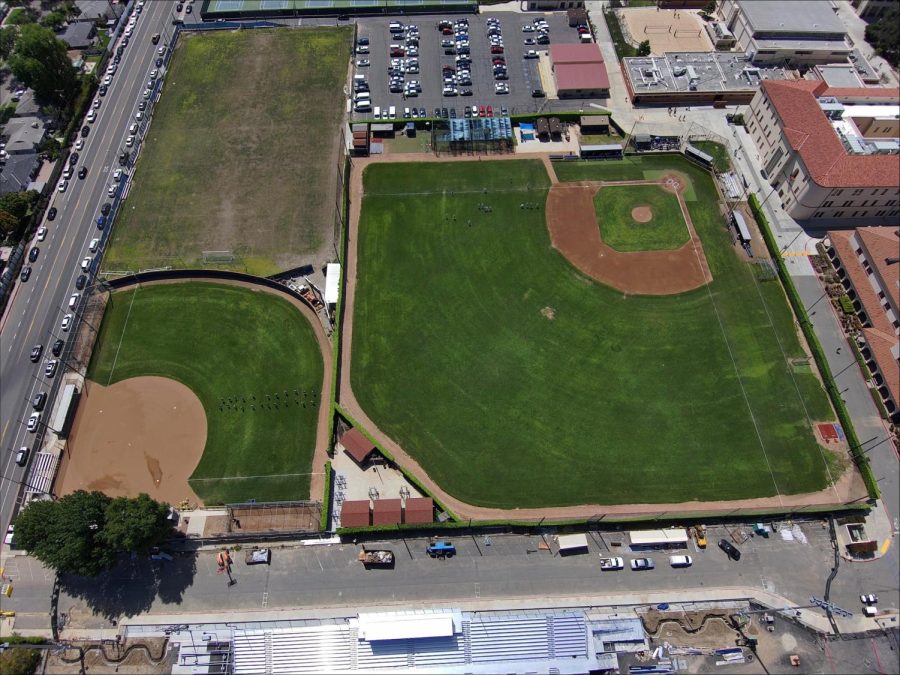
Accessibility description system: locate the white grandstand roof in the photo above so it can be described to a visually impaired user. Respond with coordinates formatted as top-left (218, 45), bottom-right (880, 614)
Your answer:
top-left (231, 609), bottom-right (598, 674)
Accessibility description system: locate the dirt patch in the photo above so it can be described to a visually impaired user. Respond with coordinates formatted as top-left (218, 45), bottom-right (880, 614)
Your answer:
top-left (56, 377), bottom-right (206, 505)
top-left (541, 306), bottom-right (556, 320)
top-left (545, 179), bottom-right (712, 295)
top-left (631, 205), bottom-right (653, 222)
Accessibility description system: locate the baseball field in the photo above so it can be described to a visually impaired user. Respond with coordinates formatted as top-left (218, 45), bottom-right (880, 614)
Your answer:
top-left (87, 282), bottom-right (325, 504)
top-left (349, 157), bottom-right (838, 508)
top-left (103, 27), bottom-right (352, 276)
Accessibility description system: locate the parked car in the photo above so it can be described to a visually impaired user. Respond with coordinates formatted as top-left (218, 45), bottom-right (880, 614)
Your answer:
top-left (78, 166), bottom-right (88, 179)
top-left (630, 558), bottom-right (655, 570)
top-left (57, 179), bottom-right (68, 193)
top-left (669, 555), bottom-right (693, 567)
top-left (32, 391), bottom-right (47, 410)
top-left (37, 226), bottom-right (47, 241)
top-left (75, 274), bottom-right (87, 290)
top-left (61, 315), bottom-right (72, 331)
top-left (52, 339), bottom-right (64, 356)
top-left (44, 358), bottom-right (58, 377)
top-left (69, 152), bottom-right (79, 166)
top-left (19, 266), bottom-right (31, 282)
top-left (718, 539), bottom-right (741, 561)
top-left (28, 246), bottom-right (39, 262)
top-left (15, 448), bottom-right (28, 467)
top-left (27, 412), bottom-right (40, 432)
top-left (89, 238), bottom-right (100, 253)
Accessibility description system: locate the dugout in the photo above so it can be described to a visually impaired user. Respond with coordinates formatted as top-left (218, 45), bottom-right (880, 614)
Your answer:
top-left (684, 144), bottom-right (714, 169)
top-left (50, 383), bottom-right (80, 439)
top-left (580, 143), bottom-right (623, 160)
top-left (634, 133), bottom-right (652, 150)
top-left (731, 211), bottom-right (752, 244)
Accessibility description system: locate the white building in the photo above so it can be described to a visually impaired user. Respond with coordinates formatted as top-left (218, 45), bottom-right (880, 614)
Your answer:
top-left (745, 79), bottom-right (900, 226)
top-left (719, 0), bottom-right (851, 65)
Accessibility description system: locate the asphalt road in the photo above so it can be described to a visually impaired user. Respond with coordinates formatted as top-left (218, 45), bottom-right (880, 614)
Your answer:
top-left (0, 0), bottom-right (178, 536)
top-left (2, 521), bottom-right (881, 633)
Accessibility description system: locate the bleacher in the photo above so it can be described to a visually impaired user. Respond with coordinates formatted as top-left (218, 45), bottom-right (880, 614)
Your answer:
top-left (25, 452), bottom-right (57, 497)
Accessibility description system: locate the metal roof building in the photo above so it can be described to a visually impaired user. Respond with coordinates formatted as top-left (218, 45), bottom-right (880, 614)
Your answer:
top-left (230, 608), bottom-right (600, 674)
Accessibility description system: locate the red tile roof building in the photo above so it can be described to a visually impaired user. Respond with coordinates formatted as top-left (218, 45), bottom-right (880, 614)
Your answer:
top-left (827, 227), bottom-right (899, 420)
top-left (372, 499), bottom-right (402, 526)
top-left (340, 500), bottom-right (372, 528)
top-left (746, 80), bottom-right (900, 224)
top-left (338, 427), bottom-right (377, 465)
top-left (549, 43), bottom-right (609, 99)
top-left (403, 497), bottom-right (434, 525)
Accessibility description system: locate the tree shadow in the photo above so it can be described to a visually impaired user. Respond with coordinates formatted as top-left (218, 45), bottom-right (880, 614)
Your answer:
top-left (58, 552), bottom-right (198, 622)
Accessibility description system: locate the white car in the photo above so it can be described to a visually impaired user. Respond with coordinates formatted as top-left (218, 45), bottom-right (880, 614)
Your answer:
top-left (37, 227), bottom-right (47, 241)
top-left (143, 88), bottom-right (152, 100)
top-left (135, 111), bottom-right (144, 122)
top-left (4, 525), bottom-right (13, 546)
top-left (126, 135), bottom-right (135, 148)
top-left (158, 46), bottom-right (166, 55)
top-left (75, 138), bottom-right (84, 150)
top-left (57, 179), bottom-right (68, 193)
top-left (524, 50), bottom-right (539, 59)
top-left (86, 110), bottom-right (96, 123)
top-left (113, 168), bottom-right (123, 182)
top-left (81, 257), bottom-right (91, 272)
top-left (89, 238), bottom-right (100, 253)
top-left (523, 24), bottom-right (535, 32)
top-left (61, 315), bottom-right (72, 332)
top-left (669, 555), bottom-right (693, 568)
top-left (356, 59), bottom-right (370, 67)
top-left (598, 556), bottom-right (624, 570)
top-left (27, 412), bottom-right (40, 432)
top-left (92, 98), bottom-right (101, 109)
top-left (150, 69), bottom-right (158, 79)
top-left (106, 63), bottom-right (117, 75)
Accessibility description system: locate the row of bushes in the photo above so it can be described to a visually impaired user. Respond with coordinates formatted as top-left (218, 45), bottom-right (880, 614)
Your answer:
top-left (320, 461), bottom-right (332, 531)
top-left (603, 9), bottom-right (636, 59)
top-left (748, 194), bottom-right (879, 500)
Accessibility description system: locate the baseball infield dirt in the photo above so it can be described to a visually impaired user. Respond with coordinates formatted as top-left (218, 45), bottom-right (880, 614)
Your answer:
top-left (546, 178), bottom-right (712, 296)
top-left (56, 377), bottom-right (206, 504)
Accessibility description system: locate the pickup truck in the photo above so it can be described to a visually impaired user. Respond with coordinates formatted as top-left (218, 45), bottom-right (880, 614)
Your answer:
top-left (358, 549), bottom-right (394, 568)
top-left (426, 540), bottom-right (456, 558)
top-left (599, 557), bottom-right (624, 570)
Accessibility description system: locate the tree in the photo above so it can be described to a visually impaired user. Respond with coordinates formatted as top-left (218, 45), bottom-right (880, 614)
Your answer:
top-left (40, 11), bottom-right (66, 31)
top-left (0, 648), bottom-right (42, 675)
top-left (102, 493), bottom-right (172, 555)
top-left (13, 491), bottom-right (173, 577)
top-left (8, 24), bottom-right (80, 109)
top-left (0, 209), bottom-right (19, 236)
top-left (701, 0), bottom-right (717, 18)
top-left (637, 40), bottom-right (652, 57)
top-left (6, 8), bottom-right (36, 26)
top-left (13, 491), bottom-right (116, 576)
top-left (0, 190), bottom-right (39, 221)
top-left (865, 5), bottom-right (899, 67)
top-left (0, 26), bottom-right (18, 61)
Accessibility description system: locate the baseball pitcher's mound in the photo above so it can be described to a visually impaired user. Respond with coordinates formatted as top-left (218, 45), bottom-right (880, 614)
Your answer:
top-left (57, 377), bottom-right (206, 504)
top-left (632, 206), bottom-right (653, 223)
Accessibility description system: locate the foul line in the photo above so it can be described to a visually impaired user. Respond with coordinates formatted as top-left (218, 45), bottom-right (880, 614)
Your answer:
top-left (106, 287), bottom-right (140, 386)
top-left (685, 218), bottom-right (785, 507)
top-left (188, 472), bottom-right (322, 482)
top-left (366, 187), bottom-right (545, 197)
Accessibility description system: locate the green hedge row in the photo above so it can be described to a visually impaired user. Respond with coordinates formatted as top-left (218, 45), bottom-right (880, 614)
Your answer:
top-left (838, 295), bottom-right (855, 315)
top-left (603, 9), bottom-right (636, 59)
top-left (334, 405), bottom-right (458, 521)
top-left (320, 461), bottom-right (333, 531)
top-left (748, 194), bottom-right (879, 500)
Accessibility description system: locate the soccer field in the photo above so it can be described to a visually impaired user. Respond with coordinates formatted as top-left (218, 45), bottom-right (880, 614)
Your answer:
top-left (88, 283), bottom-right (324, 504)
top-left (103, 28), bottom-right (352, 276)
top-left (350, 158), bottom-right (838, 508)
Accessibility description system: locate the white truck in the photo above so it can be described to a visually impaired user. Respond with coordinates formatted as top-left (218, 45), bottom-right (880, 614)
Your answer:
top-left (599, 556), bottom-right (624, 570)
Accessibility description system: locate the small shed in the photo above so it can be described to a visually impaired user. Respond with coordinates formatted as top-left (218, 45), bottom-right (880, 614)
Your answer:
top-left (405, 122), bottom-right (416, 138)
top-left (403, 497), bottom-right (434, 524)
top-left (580, 115), bottom-right (610, 135)
top-left (558, 533), bottom-right (590, 555)
top-left (340, 500), bottom-right (371, 527)
top-left (338, 427), bottom-right (377, 466)
top-left (373, 498), bottom-right (402, 526)
top-left (548, 117), bottom-right (562, 139)
top-left (536, 117), bottom-right (550, 139)
top-left (371, 123), bottom-right (395, 138)
top-left (567, 7), bottom-right (588, 27)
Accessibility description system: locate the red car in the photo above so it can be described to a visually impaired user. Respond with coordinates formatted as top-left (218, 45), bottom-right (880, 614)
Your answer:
top-left (492, 57), bottom-right (506, 65)
top-left (490, 46), bottom-right (504, 54)
top-left (478, 105), bottom-right (486, 117)
top-left (487, 105), bottom-right (493, 117)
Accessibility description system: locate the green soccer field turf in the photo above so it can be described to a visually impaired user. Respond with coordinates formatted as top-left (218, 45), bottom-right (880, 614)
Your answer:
top-left (350, 158), bottom-right (838, 508)
top-left (103, 28), bottom-right (351, 276)
top-left (593, 184), bottom-right (689, 251)
top-left (88, 283), bottom-right (324, 504)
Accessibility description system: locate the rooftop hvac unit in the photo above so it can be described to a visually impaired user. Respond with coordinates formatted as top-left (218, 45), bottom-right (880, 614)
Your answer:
top-left (672, 66), bottom-right (687, 77)
top-left (686, 65), bottom-right (699, 81)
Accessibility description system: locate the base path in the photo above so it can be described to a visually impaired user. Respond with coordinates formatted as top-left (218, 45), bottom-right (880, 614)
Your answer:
top-left (340, 152), bottom-right (864, 521)
top-left (546, 177), bottom-right (712, 296)
top-left (57, 377), bottom-right (206, 505)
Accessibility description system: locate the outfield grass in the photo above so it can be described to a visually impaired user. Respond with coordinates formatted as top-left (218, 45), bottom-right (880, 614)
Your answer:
top-left (88, 283), bottom-right (324, 504)
top-left (351, 157), bottom-right (837, 508)
top-left (103, 28), bottom-right (352, 276)
top-left (593, 184), bottom-right (689, 251)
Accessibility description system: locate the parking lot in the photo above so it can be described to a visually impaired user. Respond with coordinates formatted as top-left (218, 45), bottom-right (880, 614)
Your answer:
top-left (352, 12), bottom-right (585, 121)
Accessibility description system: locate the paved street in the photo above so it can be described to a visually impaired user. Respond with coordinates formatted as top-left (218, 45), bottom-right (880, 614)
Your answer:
top-left (0, 2), bottom-right (177, 535)
top-left (3, 521), bottom-right (891, 635)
